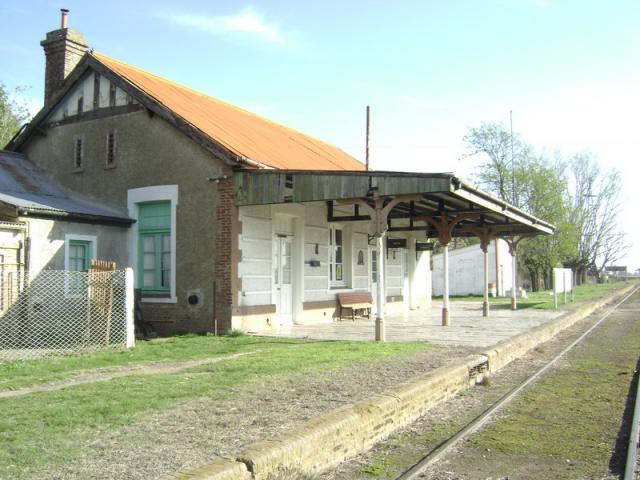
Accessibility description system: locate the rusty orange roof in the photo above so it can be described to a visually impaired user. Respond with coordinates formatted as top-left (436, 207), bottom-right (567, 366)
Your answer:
top-left (91, 52), bottom-right (365, 171)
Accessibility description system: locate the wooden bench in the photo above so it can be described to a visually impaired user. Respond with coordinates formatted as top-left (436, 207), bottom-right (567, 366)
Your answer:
top-left (337, 292), bottom-right (373, 321)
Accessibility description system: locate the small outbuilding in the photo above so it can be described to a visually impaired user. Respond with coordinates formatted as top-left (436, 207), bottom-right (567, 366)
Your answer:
top-left (0, 150), bottom-right (133, 283)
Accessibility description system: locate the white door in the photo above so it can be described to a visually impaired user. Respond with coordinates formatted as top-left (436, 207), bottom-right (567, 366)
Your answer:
top-left (273, 236), bottom-right (293, 326)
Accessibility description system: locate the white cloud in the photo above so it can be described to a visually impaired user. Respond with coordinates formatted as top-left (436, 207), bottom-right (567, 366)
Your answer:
top-left (163, 7), bottom-right (285, 44)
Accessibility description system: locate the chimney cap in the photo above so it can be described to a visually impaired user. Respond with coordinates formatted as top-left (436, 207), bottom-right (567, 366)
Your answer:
top-left (60, 8), bottom-right (69, 29)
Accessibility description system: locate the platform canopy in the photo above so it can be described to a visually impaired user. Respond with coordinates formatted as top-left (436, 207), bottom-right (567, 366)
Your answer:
top-left (232, 170), bottom-right (555, 238)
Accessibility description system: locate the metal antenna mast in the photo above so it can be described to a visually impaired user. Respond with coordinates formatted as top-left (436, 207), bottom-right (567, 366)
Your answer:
top-left (365, 105), bottom-right (370, 171)
top-left (510, 110), bottom-right (515, 206)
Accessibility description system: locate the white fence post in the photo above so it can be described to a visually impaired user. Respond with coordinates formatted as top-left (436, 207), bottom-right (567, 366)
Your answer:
top-left (125, 267), bottom-right (135, 349)
top-left (553, 268), bottom-right (558, 310)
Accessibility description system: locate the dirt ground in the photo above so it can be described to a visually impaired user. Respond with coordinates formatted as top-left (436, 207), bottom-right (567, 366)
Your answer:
top-left (33, 344), bottom-right (477, 480)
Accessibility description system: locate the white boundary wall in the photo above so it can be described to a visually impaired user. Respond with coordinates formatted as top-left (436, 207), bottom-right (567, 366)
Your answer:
top-left (432, 239), bottom-right (513, 297)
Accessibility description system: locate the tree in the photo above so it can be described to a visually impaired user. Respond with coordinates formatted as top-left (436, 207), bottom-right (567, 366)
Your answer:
top-left (0, 83), bottom-right (29, 149)
top-left (462, 124), bottom-right (628, 288)
top-left (462, 123), bottom-right (577, 290)
top-left (517, 156), bottom-right (578, 290)
top-left (567, 153), bottom-right (628, 283)
top-left (461, 122), bottom-right (531, 206)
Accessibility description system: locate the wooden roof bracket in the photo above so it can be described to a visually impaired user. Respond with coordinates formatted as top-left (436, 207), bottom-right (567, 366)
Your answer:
top-left (338, 193), bottom-right (422, 237)
top-left (459, 225), bottom-right (500, 253)
top-left (505, 234), bottom-right (533, 256)
top-left (414, 212), bottom-right (481, 246)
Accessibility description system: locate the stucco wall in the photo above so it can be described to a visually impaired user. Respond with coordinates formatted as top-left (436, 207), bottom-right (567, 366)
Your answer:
top-left (26, 217), bottom-right (128, 275)
top-left (235, 202), bottom-right (432, 330)
top-left (21, 109), bottom-right (230, 333)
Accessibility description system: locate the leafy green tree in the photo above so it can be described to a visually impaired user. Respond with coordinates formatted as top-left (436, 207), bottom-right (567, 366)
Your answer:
top-left (462, 123), bottom-right (577, 290)
top-left (517, 157), bottom-right (578, 289)
top-left (0, 83), bottom-right (29, 149)
top-left (461, 122), bottom-right (531, 206)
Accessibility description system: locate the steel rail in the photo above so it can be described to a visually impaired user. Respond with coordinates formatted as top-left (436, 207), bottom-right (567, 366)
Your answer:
top-left (624, 356), bottom-right (640, 480)
top-left (396, 286), bottom-right (640, 480)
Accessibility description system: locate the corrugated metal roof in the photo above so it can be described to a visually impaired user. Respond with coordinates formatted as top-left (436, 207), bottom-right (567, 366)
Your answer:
top-left (91, 52), bottom-right (366, 171)
top-left (0, 150), bottom-right (132, 224)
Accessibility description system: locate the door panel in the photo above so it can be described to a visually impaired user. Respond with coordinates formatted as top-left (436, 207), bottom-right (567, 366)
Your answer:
top-left (273, 236), bottom-right (293, 325)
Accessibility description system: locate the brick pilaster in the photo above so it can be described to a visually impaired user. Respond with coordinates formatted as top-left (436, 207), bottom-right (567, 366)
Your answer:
top-left (214, 178), bottom-right (240, 332)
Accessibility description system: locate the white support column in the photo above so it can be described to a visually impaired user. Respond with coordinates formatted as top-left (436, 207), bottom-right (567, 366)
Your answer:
top-left (408, 235), bottom-right (417, 310)
top-left (442, 244), bottom-right (449, 326)
top-left (375, 233), bottom-right (386, 341)
top-left (125, 267), bottom-right (135, 349)
top-left (511, 251), bottom-right (518, 310)
top-left (483, 247), bottom-right (489, 317)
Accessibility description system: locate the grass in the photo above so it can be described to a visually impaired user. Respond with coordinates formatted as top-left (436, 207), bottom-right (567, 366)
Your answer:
top-left (437, 281), bottom-right (623, 310)
top-left (360, 456), bottom-right (394, 476)
top-left (0, 333), bottom-right (315, 391)
top-left (468, 302), bottom-right (640, 478)
top-left (0, 336), bottom-right (429, 478)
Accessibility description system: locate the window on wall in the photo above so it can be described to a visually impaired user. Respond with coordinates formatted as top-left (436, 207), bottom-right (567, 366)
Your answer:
top-left (68, 240), bottom-right (92, 271)
top-left (329, 225), bottom-right (345, 287)
top-left (64, 235), bottom-right (96, 297)
top-left (138, 201), bottom-right (171, 294)
top-left (105, 129), bottom-right (116, 167)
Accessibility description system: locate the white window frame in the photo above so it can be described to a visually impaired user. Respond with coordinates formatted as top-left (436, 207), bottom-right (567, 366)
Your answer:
top-left (127, 185), bottom-right (178, 303)
top-left (328, 225), bottom-right (346, 288)
top-left (64, 234), bottom-right (98, 271)
top-left (64, 233), bottom-right (97, 298)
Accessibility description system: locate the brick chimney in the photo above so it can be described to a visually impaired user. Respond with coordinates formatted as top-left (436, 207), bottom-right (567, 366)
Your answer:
top-left (40, 9), bottom-right (89, 105)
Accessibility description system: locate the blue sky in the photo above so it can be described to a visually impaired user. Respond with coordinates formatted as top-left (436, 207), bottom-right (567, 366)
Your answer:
top-left (1, 1), bottom-right (639, 270)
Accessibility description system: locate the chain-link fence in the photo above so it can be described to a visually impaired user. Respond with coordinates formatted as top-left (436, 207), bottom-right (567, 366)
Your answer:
top-left (0, 269), bottom-right (134, 362)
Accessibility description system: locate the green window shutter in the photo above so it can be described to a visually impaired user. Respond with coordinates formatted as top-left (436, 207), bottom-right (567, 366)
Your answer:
top-left (138, 201), bottom-right (171, 231)
top-left (138, 201), bottom-right (171, 293)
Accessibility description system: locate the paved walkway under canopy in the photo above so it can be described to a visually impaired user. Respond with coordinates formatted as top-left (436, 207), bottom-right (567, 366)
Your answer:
top-left (252, 301), bottom-right (563, 348)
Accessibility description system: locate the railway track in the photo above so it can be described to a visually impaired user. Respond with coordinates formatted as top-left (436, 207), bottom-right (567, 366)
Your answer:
top-left (395, 286), bottom-right (640, 480)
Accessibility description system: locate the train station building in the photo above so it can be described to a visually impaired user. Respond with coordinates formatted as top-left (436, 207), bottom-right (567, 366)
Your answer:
top-left (5, 11), bottom-right (554, 338)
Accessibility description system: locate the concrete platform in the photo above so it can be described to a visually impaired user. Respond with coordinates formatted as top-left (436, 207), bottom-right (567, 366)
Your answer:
top-left (252, 301), bottom-right (563, 348)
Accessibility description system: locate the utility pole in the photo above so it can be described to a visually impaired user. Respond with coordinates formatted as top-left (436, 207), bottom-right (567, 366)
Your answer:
top-left (365, 105), bottom-right (370, 171)
top-left (510, 110), bottom-right (515, 206)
